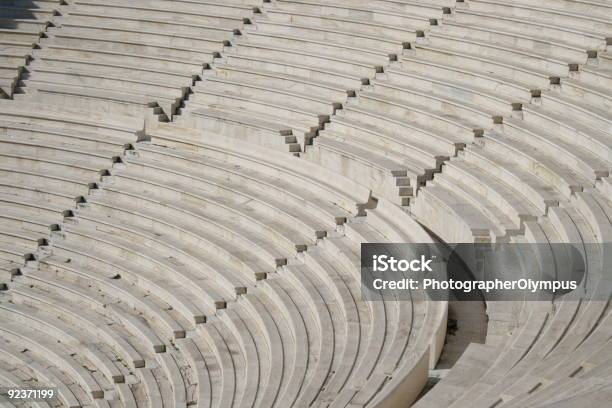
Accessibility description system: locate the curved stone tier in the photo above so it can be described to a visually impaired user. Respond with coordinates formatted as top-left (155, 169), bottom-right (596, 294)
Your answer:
top-left (0, 0), bottom-right (60, 97)
top-left (0, 0), bottom-right (610, 407)
top-left (0, 101), bottom-right (446, 407)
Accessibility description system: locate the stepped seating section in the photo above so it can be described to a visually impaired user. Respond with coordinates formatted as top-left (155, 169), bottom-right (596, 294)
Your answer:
top-left (178, 0), bottom-right (456, 151)
top-left (403, 3), bottom-right (612, 406)
top-left (0, 0), bottom-right (60, 97)
top-left (0, 97), bottom-right (447, 407)
top-left (0, 0), bottom-right (610, 407)
top-left (14, 0), bottom-right (264, 122)
top-left (296, 0), bottom-right (611, 241)
top-left (0, 99), bottom-right (143, 281)
top-left (416, 187), bottom-right (612, 408)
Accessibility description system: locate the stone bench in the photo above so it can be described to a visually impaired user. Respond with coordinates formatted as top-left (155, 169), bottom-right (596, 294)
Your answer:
top-left (0, 340), bottom-right (84, 408)
top-left (250, 19), bottom-right (406, 56)
top-left (210, 62), bottom-right (350, 102)
top-left (0, 318), bottom-right (107, 400)
top-left (0, 369), bottom-right (58, 408)
top-left (255, 278), bottom-right (311, 405)
top-left (401, 52), bottom-right (536, 103)
top-left (286, 0), bottom-right (454, 18)
top-left (499, 327), bottom-right (612, 406)
top-left (328, 110), bottom-right (454, 168)
top-left (559, 76), bottom-right (612, 113)
top-left (412, 183), bottom-right (500, 243)
top-left (30, 56), bottom-right (194, 90)
top-left (0, 0), bottom-right (55, 97)
top-left (358, 86), bottom-right (485, 138)
top-left (174, 338), bottom-right (212, 407)
top-left (483, 129), bottom-right (595, 199)
top-left (284, 262), bottom-right (344, 404)
top-left (76, 0), bottom-right (254, 19)
top-left (442, 157), bottom-right (548, 228)
top-left (235, 294), bottom-right (284, 406)
top-left (91, 187), bottom-right (272, 280)
top-left (22, 67), bottom-right (185, 110)
top-left (96, 176), bottom-right (289, 269)
top-left (0, 223), bottom-right (41, 254)
top-left (340, 220), bottom-right (428, 405)
top-left (146, 124), bottom-right (372, 215)
top-left (450, 8), bottom-right (608, 51)
top-left (0, 99), bottom-right (145, 138)
top-left (300, 246), bottom-right (363, 397)
top-left (177, 106), bottom-right (300, 152)
top-left (460, 146), bottom-right (562, 215)
top-left (434, 302), bottom-right (552, 407)
top-left (135, 143), bottom-right (350, 227)
top-left (0, 214), bottom-right (51, 249)
top-left (80, 198), bottom-right (260, 296)
top-left (432, 168), bottom-right (524, 238)
top-left (0, 28), bottom-right (40, 44)
top-left (193, 320), bottom-right (240, 407)
top-left (316, 232), bottom-right (418, 407)
top-left (21, 266), bottom-right (171, 359)
top-left (242, 25), bottom-right (398, 64)
top-left (52, 23), bottom-right (225, 56)
top-left (0, 179), bottom-right (74, 209)
top-left (0, 191), bottom-right (64, 224)
top-left (6, 282), bottom-right (148, 370)
top-left (0, 119), bottom-right (131, 153)
top-left (69, 2), bottom-right (245, 27)
top-left (107, 303), bottom-right (166, 355)
top-left (17, 83), bottom-right (172, 121)
top-left (4, 280), bottom-right (196, 408)
top-left (384, 67), bottom-right (516, 116)
top-left (157, 351), bottom-right (188, 408)
top-left (0, 241), bottom-right (29, 264)
top-left (226, 37), bottom-right (379, 80)
top-left (184, 95), bottom-right (325, 148)
top-left (306, 135), bottom-right (417, 206)
top-left (221, 52), bottom-right (365, 91)
top-left (4, 281), bottom-right (127, 387)
top-left (267, 2), bottom-right (428, 42)
top-left (39, 44), bottom-right (205, 76)
top-left (125, 151), bottom-right (334, 240)
top-left (459, 0), bottom-right (612, 35)
top-left (511, 0), bottom-right (612, 19)
top-left (101, 171), bottom-right (313, 254)
top-left (464, 299), bottom-right (602, 407)
top-left (437, 20), bottom-right (592, 63)
top-left (195, 73), bottom-right (336, 117)
top-left (40, 255), bottom-right (187, 340)
top-left (341, 102), bottom-right (469, 155)
top-left (434, 205), bottom-right (608, 406)
top-left (537, 90), bottom-right (611, 141)
top-left (426, 31), bottom-right (571, 80)
top-left (0, 152), bottom-right (104, 184)
top-left (219, 307), bottom-right (265, 407)
top-left (0, 52), bottom-right (28, 70)
top-left (63, 217), bottom-right (229, 315)
top-left (4, 0), bottom-right (60, 10)
top-left (502, 116), bottom-right (609, 184)
top-left (52, 237), bottom-right (207, 326)
top-left (0, 136), bottom-right (116, 167)
top-left (47, 31), bottom-right (213, 68)
top-left (0, 7), bottom-right (55, 20)
top-left (0, 167), bottom-right (89, 202)
top-left (573, 191), bottom-right (612, 243)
